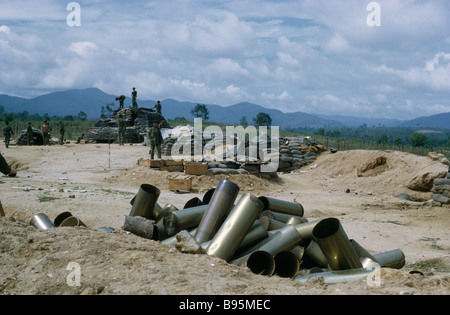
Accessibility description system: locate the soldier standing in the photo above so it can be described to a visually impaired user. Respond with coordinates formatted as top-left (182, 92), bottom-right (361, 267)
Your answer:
top-left (26, 122), bottom-right (33, 145)
top-left (42, 121), bottom-right (51, 145)
top-left (148, 121), bottom-right (164, 160)
top-left (3, 121), bottom-right (14, 148)
top-left (59, 121), bottom-right (65, 145)
top-left (152, 101), bottom-right (162, 114)
top-left (131, 88), bottom-right (138, 109)
top-left (117, 114), bottom-right (126, 146)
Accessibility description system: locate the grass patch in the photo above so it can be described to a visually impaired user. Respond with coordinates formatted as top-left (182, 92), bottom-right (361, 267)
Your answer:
top-left (419, 237), bottom-right (446, 251)
top-left (407, 258), bottom-right (450, 273)
top-left (38, 193), bottom-right (60, 203)
top-left (99, 188), bottom-right (134, 196)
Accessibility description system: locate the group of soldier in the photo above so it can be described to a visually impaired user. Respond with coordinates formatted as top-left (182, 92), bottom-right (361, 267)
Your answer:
top-left (115, 87), bottom-right (163, 114)
top-left (2, 120), bottom-right (66, 147)
top-left (115, 88), bottom-right (165, 160)
top-left (2, 89), bottom-right (165, 179)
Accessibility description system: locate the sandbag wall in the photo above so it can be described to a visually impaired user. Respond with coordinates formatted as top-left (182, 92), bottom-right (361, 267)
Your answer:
top-left (159, 136), bottom-right (328, 176)
top-left (123, 179), bottom-right (406, 283)
top-left (431, 170), bottom-right (450, 207)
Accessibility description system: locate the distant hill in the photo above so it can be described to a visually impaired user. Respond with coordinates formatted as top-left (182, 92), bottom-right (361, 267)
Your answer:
top-left (314, 114), bottom-right (402, 128)
top-left (0, 88), bottom-right (448, 130)
top-left (399, 112), bottom-right (450, 129)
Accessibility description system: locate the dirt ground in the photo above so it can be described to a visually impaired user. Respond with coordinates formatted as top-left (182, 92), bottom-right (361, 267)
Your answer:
top-left (0, 142), bottom-right (449, 295)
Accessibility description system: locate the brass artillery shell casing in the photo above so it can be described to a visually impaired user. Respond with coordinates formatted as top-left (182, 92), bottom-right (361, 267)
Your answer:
top-left (206, 193), bottom-right (263, 261)
top-left (129, 184), bottom-right (161, 220)
top-left (258, 196), bottom-right (304, 217)
top-left (312, 218), bottom-right (363, 270)
top-left (194, 179), bottom-right (240, 244)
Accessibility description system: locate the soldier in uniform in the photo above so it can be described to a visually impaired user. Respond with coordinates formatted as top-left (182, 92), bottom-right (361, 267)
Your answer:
top-left (3, 121), bottom-right (14, 148)
top-left (0, 152), bottom-right (17, 177)
top-left (26, 122), bottom-right (33, 146)
top-left (148, 121), bottom-right (164, 160)
top-left (117, 114), bottom-right (126, 146)
top-left (152, 101), bottom-right (162, 114)
top-left (116, 95), bottom-right (126, 109)
top-left (59, 121), bottom-right (65, 145)
top-left (131, 88), bottom-right (138, 109)
top-left (42, 121), bottom-right (52, 145)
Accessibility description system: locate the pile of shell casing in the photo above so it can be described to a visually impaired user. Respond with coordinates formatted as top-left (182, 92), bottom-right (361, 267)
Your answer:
top-left (124, 179), bottom-right (405, 283)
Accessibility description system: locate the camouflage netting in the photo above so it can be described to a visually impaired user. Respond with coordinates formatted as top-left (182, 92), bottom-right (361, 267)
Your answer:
top-left (84, 107), bottom-right (171, 144)
top-left (16, 127), bottom-right (44, 146)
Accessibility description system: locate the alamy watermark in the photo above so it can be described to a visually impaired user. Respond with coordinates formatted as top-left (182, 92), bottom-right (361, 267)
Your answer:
top-left (66, 262), bottom-right (81, 287)
top-left (367, 2), bottom-right (381, 27)
top-left (170, 118), bottom-right (280, 173)
top-left (67, 2), bottom-right (81, 27)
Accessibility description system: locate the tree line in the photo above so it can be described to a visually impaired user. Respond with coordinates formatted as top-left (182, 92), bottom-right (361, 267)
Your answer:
top-left (0, 105), bottom-right (88, 122)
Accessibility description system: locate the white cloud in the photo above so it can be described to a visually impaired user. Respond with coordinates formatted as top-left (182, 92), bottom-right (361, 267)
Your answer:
top-left (375, 53), bottom-right (450, 93)
top-left (0, 0), bottom-right (449, 119)
top-left (68, 41), bottom-right (99, 56)
top-left (0, 25), bottom-right (11, 34)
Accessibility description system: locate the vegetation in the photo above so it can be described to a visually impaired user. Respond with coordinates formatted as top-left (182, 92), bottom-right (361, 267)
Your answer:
top-left (190, 104), bottom-right (209, 121)
top-left (253, 112), bottom-right (272, 127)
top-left (2, 104), bottom-right (448, 158)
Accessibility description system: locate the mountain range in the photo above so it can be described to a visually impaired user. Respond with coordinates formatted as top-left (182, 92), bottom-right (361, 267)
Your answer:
top-left (1, 88), bottom-right (449, 130)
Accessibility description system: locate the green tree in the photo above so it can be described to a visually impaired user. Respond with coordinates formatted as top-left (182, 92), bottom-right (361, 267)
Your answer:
top-left (77, 111), bottom-right (87, 121)
top-left (410, 133), bottom-right (427, 147)
top-left (253, 112), bottom-right (272, 127)
top-left (239, 116), bottom-right (249, 127)
top-left (316, 128), bottom-right (325, 136)
top-left (190, 104), bottom-right (209, 121)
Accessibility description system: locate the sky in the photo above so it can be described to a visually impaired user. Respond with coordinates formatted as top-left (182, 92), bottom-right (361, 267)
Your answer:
top-left (0, 0), bottom-right (449, 120)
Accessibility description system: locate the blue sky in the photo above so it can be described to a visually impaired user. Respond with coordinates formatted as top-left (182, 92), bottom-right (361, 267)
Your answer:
top-left (0, 0), bottom-right (449, 119)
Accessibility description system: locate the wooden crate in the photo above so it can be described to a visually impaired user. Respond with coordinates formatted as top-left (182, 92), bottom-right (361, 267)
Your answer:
top-left (161, 165), bottom-right (184, 172)
top-left (150, 160), bottom-right (164, 168)
top-left (137, 158), bottom-right (151, 167)
top-left (164, 159), bottom-right (184, 166)
top-left (169, 176), bottom-right (192, 192)
top-left (184, 162), bottom-right (208, 175)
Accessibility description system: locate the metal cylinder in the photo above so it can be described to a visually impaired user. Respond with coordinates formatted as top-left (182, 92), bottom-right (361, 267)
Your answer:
top-left (245, 251), bottom-right (276, 276)
top-left (350, 239), bottom-right (381, 268)
top-left (184, 197), bottom-right (204, 209)
top-left (155, 203), bottom-right (178, 226)
top-left (293, 220), bottom-right (320, 247)
top-left (294, 268), bottom-right (376, 284)
top-left (202, 188), bottom-right (216, 204)
top-left (54, 212), bottom-right (73, 227)
top-left (30, 213), bottom-right (55, 230)
top-left (302, 240), bottom-right (329, 268)
top-left (163, 205), bottom-right (208, 236)
top-left (207, 194), bottom-right (263, 261)
top-left (194, 179), bottom-right (240, 244)
top-left (232, 220), bottom-right (269, 258)
top-left (373, 249), bottom-right (405, 269)
top-left (312, 218), bottom-right (363, 270)
top-left (286, 216), bottom-right (308, 225)
top-left (274, 251), bottom-right (300, 278)
top-left (129, 184), bottom-right (161, 220)
top-left (123, 215), bottom-right (158, 240)
top-left (258, 196), bottom-right (304, 217)
top-left (59, 216), bottom-right (87, 228)
top-left (232, 225), bottom-right (303, 276)
top-left (268, 218), bottom-right (286, 231)
top-left (271, 212), bottom-right (307, 224)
